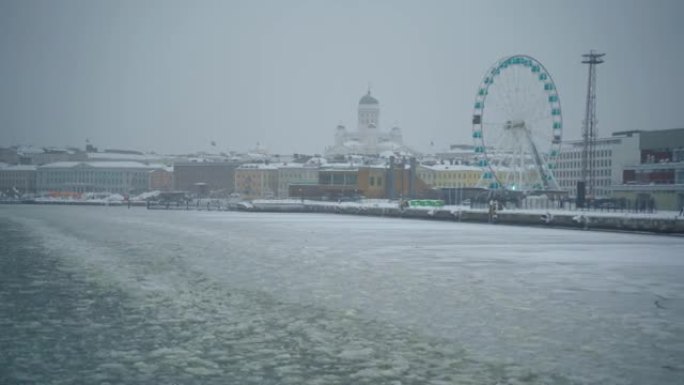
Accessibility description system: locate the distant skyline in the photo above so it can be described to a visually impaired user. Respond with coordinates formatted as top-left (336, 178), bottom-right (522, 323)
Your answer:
top-left (1, 0), bottom-right (682, 155)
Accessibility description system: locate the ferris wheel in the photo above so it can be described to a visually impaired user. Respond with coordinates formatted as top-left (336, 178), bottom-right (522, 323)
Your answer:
top-left (472, 55), bottom-right (562, 191)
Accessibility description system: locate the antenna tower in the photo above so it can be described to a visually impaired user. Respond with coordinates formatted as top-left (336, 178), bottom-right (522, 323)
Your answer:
top-left (581, 50), bottom-right (605, 199)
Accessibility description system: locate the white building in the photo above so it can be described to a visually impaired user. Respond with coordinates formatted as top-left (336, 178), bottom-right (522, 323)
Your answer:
top-left (554, 131), bottom-right (640, 198)
top-left (610, 128), bottom-right (684, 210)
top-left (326, 90), bottom-right (409, 156)
top-left (37, 161), bottom-right (165, 195)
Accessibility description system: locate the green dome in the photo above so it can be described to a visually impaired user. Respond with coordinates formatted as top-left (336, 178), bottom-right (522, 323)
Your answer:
top-left (359, 91), bottom-right (379, 105)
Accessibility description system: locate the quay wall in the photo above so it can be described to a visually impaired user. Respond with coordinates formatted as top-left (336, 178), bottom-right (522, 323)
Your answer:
top-left (247, 203), bottom-right (684, 234)
top-left (22, 198), bottom-right (678, 234)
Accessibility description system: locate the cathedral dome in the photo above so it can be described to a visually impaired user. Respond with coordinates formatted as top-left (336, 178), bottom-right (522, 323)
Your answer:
top-left (359, 91), bottom-right (379, 105)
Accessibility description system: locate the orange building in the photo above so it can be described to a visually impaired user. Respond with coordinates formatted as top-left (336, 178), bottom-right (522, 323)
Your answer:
top-left (149, 167), bottom-right (174, 191)
top-left (357, 161), bottom-right (435, 200)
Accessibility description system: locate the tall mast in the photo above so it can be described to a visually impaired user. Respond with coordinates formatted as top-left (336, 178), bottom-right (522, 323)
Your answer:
top-left (581, 50), bottom-right (605, 200)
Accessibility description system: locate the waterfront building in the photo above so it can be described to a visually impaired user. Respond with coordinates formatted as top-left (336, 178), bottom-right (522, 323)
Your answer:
top-left (417, 163), bottom-right (482, 189)
top-left (553, 127), bottom-right (684, 209)
top-left (0, 165), bottom-right (37, 195)
top-left (149, 167), bottom-right (174, 191)
top-left (311, 166), bottom-right (360, 200)
top-left (610, 128), bottom-right (684, 210)
top-left (289, 158), bottom-right (434, 201)
top-left (356, 166), bottom-right (387, 199)
top-left (277, 164), bottom-right (319, 198)
top-left (173, 161), bottom-right (239, 195)
top-left (234, 163), bottom-right (280, 199)
top-left (357, 160), bottom-right (434, 200)
top-left (554, 132), bottom-right (640, 198)
top-left (36, 161), bottom-right (163, 195)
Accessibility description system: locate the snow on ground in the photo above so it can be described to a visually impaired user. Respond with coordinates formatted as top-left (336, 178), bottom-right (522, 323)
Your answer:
top-left (131, 190), bottom-right (161, 201)
top-left (444, 205), bottom-right (684, 220)
top-left (254, 198), bottom-right (684, 220)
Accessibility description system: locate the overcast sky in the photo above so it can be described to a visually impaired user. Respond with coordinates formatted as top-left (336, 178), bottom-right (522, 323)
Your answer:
top-left (1, 0), bottom-right (682, 155)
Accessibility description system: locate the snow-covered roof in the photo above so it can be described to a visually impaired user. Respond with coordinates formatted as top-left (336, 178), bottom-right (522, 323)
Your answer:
top-left (420, 164), bottom-right (482, 172)
top-left (320, 163), bottom-right (359, 170)
top-left (16, 146), bottom-right (48, 154)
top-left (361, 164), bottom-right (390, 170)
top-left (0, 164), bottom-right (37, 171)
top-left (236, 162), bottom-right (282, 170)
top-left (86, 152), bottom-right (166, 162)
top-left (16, 146), bottom-right (78, 155)
top-left (277, 163), bottom-right (320, 169)
top-left (149, 165), bottom-right (174, 173)
top-left (39, 161), bottom-right (163, 169)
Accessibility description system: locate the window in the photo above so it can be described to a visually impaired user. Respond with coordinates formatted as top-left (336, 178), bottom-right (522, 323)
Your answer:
top-left (370, 176), bottom-right (375, 186)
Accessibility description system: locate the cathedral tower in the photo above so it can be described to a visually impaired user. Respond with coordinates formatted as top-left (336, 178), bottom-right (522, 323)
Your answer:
top-left (357, 89), bottom-right (380, 132)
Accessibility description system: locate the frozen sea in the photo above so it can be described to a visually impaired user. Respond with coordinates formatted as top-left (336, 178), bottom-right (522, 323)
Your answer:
top-left (1, 205), bottom-right (683, 385)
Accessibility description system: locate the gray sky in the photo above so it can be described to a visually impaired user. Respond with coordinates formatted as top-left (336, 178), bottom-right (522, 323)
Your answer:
top-left (1, 0), bottom-right (682, 155)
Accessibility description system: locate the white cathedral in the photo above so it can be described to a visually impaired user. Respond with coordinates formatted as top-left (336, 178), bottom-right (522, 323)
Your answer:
top-left (325, 90), bottom-right (410, 156)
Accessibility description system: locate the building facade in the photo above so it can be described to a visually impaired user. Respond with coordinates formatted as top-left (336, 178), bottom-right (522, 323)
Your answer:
top-left (613, 161), bottom-right (684, 210)
top-left (0, 147), bottom-right (19, 164)
top-left (149, 167), bottom-right (174, 191)
top-left (610, 128), bottom-right (684, 210)
top-left (311, 167), bottom-right (360, 199)
top-left (36, 161), bottom-right (163, 195)
top-left (173, 162), bottom-right (238, 194)
top-left (276, 165), bottom-right (319, 198)
top-left (417, 164), bottom-right (482, 189)
top-left (554, 132), bottom-right (640, 198)
top-left (0, 165), bottom-right (37, 195)
top-left (356, 166), bottom-right (386, 199)
top-left (286, 159), bottom-right (435, 201)
top-left (234, 163), bottom-right (280, 199)
top-left (326, 90), bottom-right (408, 156)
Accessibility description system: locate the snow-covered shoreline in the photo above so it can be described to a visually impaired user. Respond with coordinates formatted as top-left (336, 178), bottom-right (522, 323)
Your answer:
top-left (4, 197), bottom-right (683, 234)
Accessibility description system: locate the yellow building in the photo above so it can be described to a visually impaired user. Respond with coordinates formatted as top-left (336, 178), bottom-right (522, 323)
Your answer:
top-left (417, 164), bottom-right (482, 188)
top-left (234, 163), bottom-right (279, 199)
top-left (357, 166), bottom-right (386, 198)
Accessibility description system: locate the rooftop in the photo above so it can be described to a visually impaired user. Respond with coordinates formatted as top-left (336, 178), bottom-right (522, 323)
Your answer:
top-left (359, 90), bottom-right (379, 105)
top-left (420, 164), bottom-right (482, 172)
top-left (0, 165), bottom-right (37, 171)
top-left (39, 161), bottom-right (164, 169)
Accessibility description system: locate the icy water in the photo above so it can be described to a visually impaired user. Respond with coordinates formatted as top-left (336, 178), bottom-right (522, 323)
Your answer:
top-left (1, 206), bottom-right (683, 385)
